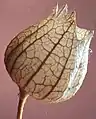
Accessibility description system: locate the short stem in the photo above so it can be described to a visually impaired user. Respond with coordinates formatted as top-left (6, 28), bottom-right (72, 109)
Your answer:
top-left (17, 89), bottom-right (29, 119)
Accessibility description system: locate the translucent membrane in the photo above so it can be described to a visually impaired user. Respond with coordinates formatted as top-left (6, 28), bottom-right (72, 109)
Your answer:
top-left (4, 4), bottom-right (94, 119)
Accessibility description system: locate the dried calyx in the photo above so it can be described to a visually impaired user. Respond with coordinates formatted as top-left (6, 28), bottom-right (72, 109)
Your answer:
top-left (4, 3), bottom-right (94, 119)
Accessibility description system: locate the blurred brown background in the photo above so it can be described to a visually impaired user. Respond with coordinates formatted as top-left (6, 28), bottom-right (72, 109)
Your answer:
top-left (0, 0), bottom-right (96, 119)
